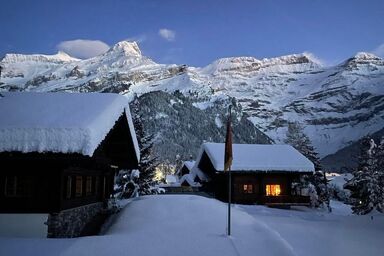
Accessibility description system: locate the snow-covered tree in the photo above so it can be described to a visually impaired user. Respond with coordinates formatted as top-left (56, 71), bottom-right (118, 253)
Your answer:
top-left (285, 122), bottom-right (321, 171)
top-left (375, 137), bottom-right (384, 212)
top-left (131, 96), bottom-right (160, 195)
top-left (285, 122), bottom-right (330, 210)
top-left (344, 136), bottom-right (383, 214)
top-left (114, 169), bottom-right (140, 199)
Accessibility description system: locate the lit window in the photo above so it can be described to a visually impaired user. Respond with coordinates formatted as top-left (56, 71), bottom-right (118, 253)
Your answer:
top-left (75, 176), bottom-right (83, 197)
top-left (86, 176), bottom-right (92, 196)
top-left (266, 184), bottom-right (281, 196)
top-left (66, 176), bottom-right (72, 199)
top-left (243, 184), bottom-right (253, 194)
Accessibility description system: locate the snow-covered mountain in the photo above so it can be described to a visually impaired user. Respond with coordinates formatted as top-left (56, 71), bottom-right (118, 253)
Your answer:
top-left (1, 41), bottom-right (383, 168)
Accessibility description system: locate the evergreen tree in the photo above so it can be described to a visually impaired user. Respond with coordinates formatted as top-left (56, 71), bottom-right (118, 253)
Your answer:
top-left (285, 122), bottom-right (330, 210)
top-left (375, 137), bottom-right (384, 212)
top-left (284, 122), bottom-right (321, 171)
top-left (344, 136), bottom-right (383, 214)
top-left (130, 95), bottom-right (159, 195)
top-left (114, 169), bottom-right (140, 199)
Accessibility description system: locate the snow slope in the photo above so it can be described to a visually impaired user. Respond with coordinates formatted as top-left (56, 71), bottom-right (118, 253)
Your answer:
top-left (1, 195), bottom-right (383, 256)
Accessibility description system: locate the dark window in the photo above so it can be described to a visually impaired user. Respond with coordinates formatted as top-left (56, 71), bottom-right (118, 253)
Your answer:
top-left (102, 176), bottom-right (106, 199)
top-left (86, 176), bottom-right (92, 196)
top-left (95, 176), bottom-right (100, 195)
top-left (4, 176), bottom-right (33, 197)
top-left (243, 184), bottom-right (253, 194)
top-left (75, 176), bottom-right (83, 197)
top-left (66, 176), bottom-right (72, 199)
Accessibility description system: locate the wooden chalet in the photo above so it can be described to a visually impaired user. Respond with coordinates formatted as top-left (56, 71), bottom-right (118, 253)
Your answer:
top-left (0, 92), bottom-right (139, 237)
top-left (194, 143), bottom-right (314, 206)
top-left (176, 161), bottom-right (195, 178)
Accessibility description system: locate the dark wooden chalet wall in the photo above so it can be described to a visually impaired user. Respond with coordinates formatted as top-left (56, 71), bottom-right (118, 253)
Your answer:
top-left (0, 152), bottom-right (113, 213)
top-left (211, 172), bottom-right (306, 205)
top-left (0, 111), bottom-right (138, 214)
top-left (94, 111), bottom-right (138, 170)
top-left (179, 166), bottom-right (190, 177)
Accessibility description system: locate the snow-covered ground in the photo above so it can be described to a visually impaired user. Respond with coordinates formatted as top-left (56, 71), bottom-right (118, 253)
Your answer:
top-left (1, 195), bottom-right (383, 256)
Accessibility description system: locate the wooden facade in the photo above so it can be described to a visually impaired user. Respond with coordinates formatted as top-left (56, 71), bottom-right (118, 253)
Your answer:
top-left (197, 149), bottom-right (312, 206)
top-left (0, 112), bottom-right (138, 213)
top-left (209, 172), bottom-right (310, 206)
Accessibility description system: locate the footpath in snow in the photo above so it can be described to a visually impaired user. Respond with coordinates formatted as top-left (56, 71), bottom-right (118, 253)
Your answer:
top-left (1, 195), bottom-right (383, 256)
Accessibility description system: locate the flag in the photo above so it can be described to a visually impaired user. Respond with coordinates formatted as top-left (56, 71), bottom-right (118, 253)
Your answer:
top-left (224, 106), bottom-right (233, 172)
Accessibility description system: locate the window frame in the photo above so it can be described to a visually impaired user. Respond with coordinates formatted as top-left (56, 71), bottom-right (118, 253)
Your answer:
top-left (66, 176), bottom-right (72, 199)
top-left (4, 175), bottom-right (33, 198)
top-left (242, 184), bottom-right (254, 194)
top-left (75, 176), bottom-right (83, 197)
top-left (86, 176), bottom-right (92, 196)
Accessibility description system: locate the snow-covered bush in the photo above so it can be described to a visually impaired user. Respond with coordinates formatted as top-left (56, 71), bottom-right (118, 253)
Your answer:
top-left (114, 169), bottom-right (140, 199)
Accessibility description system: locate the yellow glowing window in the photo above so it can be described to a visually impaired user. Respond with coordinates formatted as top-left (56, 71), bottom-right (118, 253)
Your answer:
top-left (266, 184), bottom-right (281, 196)
top-left (243, 184), bottom-right (253, 194)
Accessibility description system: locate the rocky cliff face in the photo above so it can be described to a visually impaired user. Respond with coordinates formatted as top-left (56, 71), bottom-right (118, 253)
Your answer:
top-left (1, 41), bottom-right (383, 167)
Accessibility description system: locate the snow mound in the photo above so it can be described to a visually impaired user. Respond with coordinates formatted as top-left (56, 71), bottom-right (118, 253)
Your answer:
top-left (1, 195), bottom-right (383, 256)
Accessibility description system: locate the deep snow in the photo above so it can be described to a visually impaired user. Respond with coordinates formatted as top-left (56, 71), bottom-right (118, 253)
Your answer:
top-left (0, 92), bottom-right (139, 160)
top-left (0, 195), bottom-right (383, 256)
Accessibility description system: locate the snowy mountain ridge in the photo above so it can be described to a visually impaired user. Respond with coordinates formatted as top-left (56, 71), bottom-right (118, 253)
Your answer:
top-left (1, 40), bottom-right (383, 166)
top-left (2, 51), bottom-right (80, 64)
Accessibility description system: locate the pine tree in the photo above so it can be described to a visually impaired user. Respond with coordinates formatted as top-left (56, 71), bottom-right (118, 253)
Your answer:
top-left (375, 137), bottom-right (384, 212)
top-left (285, 122), bottom-right (321, 171)
top-left (130, 95), bottom-right (159, 195)
top-left (344, 136), bottom-right (383, 214)
top-left (285, 122), bottom-right (330, 210)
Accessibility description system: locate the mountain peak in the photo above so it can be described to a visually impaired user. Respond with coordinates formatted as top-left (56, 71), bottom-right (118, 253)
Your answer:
top-left (353, 52), bottom-right (381, 60)
top-left (109, 41), bottom-right (142, 57)
top-left (262, 53), bottom-right (322, 66)
top-left (342, 52), bottom-right (383, 68)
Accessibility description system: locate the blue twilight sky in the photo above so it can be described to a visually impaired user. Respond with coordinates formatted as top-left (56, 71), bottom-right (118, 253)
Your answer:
top-left (0, 0), bottom-right (383, 66)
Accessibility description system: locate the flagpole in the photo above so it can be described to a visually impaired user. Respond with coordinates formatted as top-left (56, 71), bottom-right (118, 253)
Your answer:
top-left (228, 165), bottom-right (231, 236)
top-left (226, 105), bottom-right (232, 236)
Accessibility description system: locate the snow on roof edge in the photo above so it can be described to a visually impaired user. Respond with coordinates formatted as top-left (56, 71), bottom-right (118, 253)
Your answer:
top-left (125, 106), bottom-right (140, 162)
top-left (197, 142), bottom-right (314, 173)
top-left (0, 92), bottom-right (140, 161)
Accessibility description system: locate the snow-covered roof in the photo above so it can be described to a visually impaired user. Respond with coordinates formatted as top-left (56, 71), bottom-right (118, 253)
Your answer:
top-left (196, 143), bottom-right (314, 172)
top-left (0, 92), bottom-right (139, 161)
top-left (183, 160), bottom-right (195, 171)
top-left (179, 173), bottom-right (201, 187)
top-left (165, 175), bottom-right (178, 184)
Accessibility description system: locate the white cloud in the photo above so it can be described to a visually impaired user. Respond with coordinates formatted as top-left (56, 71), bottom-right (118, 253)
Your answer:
top-left (56, 39), bottom-right (110, 59)
top-left (372, 43), bottom-right (384, 57)
top-left (303, 51), bottom-right (326, 66)
top-left (158, 28), bottom-right (176, 42)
